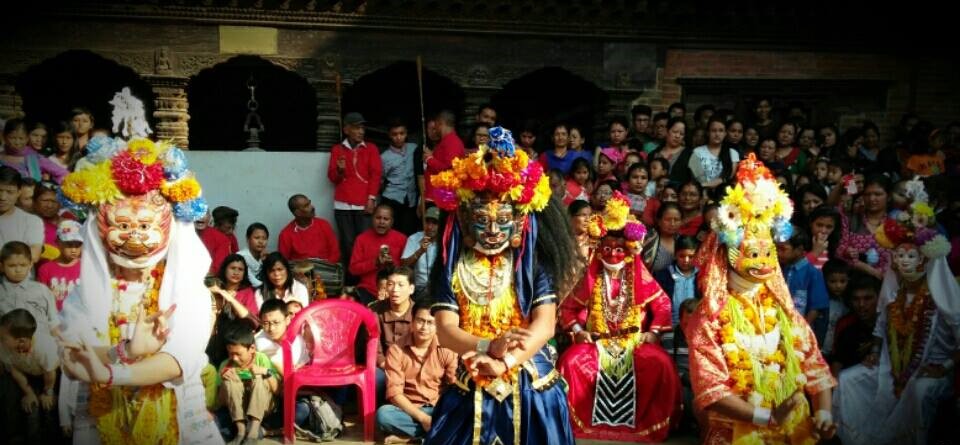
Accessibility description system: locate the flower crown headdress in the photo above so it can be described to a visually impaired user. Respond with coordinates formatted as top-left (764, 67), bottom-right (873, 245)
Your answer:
top-left (429, 126), bottom-right (550, 214)
top-left (875, 177), bottom-right (950, 258)
top-left (712, 154), bottom-right (793, 246)
top-left (59, 88), bottom-right (208, 222)
top-left (587, 191), bottom-right (647, 252)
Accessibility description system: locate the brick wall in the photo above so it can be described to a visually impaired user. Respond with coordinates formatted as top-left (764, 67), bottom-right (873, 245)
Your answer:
top-left (631, 49), bottom-right (959, 146)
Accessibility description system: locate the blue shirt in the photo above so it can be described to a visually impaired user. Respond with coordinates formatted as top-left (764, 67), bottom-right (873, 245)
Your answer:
top-left (782, 257), bottom-right (829, 315)
top-left (380, 143), bottom-right (418, 206)
top-left (669, 265), bottom-right (698, 325)
top-left (401, 231), bottom-right (438, 290)
top-left (543, 150), bottom-right (591, 175)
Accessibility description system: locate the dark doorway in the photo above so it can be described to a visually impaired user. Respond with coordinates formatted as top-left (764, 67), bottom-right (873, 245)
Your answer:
top-left (342, 61), bottom-right (465, 148)
top-left (491, 67), bottom-right (608, 152)
top-left (188, 55), bottom-right (317, 151)
top-left (16, 50), bottom-right (155, 134)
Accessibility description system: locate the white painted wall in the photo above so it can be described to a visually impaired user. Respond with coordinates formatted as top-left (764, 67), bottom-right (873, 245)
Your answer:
top-left (185, 151), bottom-right (335, 251)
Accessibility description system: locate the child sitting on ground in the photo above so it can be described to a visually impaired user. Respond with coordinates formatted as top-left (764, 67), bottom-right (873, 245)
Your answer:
top-left (0, 309), bottom-right (60, 443)
top-left (218, 322), bottom-right (280, 445)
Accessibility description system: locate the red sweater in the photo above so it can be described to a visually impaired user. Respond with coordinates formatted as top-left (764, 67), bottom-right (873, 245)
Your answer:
top-left (327, 140), bottom-right (382, 207)
top-left (199, 227), bottom-right (236, 275)
top-left (425, 131), bottom-right (465, 201)
top-left (349, 229), bottom-right (407, 295)
top-left (278, 217), bottom-right (340, 263)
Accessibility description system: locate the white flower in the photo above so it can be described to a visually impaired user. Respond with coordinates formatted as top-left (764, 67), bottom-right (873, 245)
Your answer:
top-left (721, 343), bottom-right (739, 353)
top-left (920, 235), bottom-right (952, 259)
top-left (766, 363), bottom-right (781, 374)
top-left (796, 374), bottom-right (808, 385)
top-left (903, 177), bottom-right (928, 204)
top-left (715, 204), bottom-right (741, 232)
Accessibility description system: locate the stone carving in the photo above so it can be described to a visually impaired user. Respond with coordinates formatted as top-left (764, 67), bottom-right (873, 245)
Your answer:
top-left (468, 64), bottom-right (491, 87)
top-left (155, 47), bottom-right (173, 74)
top-left (178, 54), bottom-right (223, 77)
top-left (106, 52), bottom-right (154, 76)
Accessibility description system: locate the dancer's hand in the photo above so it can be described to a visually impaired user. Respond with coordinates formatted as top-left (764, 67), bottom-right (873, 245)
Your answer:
top-left (61, 341), bottom-right (111, 384)
top-left (461, 351), bottom-right (507, 377)
top-left (21, 391), bottom-right (38, 413)
top-left (771, 391), bottom-right (804, 426)
top-left (129, 304), bottom-right (177, 358)
top-left (489, 328), bottom-right (531, 358)
top-left (812, 409), bottom-right (836, 440)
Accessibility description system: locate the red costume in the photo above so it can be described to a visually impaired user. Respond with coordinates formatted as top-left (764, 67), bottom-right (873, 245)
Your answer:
top-left (277, 217), bottom-right (340, 263)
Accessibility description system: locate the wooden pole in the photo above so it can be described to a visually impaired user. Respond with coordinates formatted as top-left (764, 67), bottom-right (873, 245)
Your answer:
top-left (416, 56), bottom-right (427, 148)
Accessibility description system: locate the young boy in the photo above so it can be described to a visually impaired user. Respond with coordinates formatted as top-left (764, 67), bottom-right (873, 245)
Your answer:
top-left (777, 228), bottom-right (830, 343)
top-left (0, 241), bottom-right (60, 337)
top-left (830, 274), bottom-right (881, 374)
top-left (218, 322), bottom-right (280, 445)
top-left (0, 309), bottom-right (60, 443)
top-left (653, 235), bottom-right (701, 353)
top-left (36, 220), bottom-right (83, 311)
top-left (821, 259), bottom-right (851, 357)
top-left (0, 167), bottom-right (43, 263)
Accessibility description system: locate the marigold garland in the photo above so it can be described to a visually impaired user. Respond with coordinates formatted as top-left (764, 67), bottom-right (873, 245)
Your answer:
top-left (887, 280), bottom-right (931, 396)
top-left (452, 254), bottom-right (525, 388)
top-left (586, 266), bottom-right (644, 377)
top-left (719, 287), bottom-right (813, 445)
top-left (89, 262), bottom-right (177, 444)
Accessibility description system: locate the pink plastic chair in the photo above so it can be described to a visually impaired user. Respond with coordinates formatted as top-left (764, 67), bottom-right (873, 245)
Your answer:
top-left (281, 299), bottom-right (380, 444)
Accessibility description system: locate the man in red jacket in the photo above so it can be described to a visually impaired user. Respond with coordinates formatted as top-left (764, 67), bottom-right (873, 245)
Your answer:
top-left (277, 194), bottom-right (340, 263)
top-left (349, 204), bottom-right (407, 304)
top-left (328, 112), bottom-right (382, 274)
top-left (423, 110), bottom-right (465, 207)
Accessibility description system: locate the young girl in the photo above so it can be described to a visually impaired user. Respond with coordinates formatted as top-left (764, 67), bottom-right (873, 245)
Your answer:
top-left (70, 107), bottom-right (94, 151)
top-left (595, 147), bottom-right (620, 184)
top-left (48, 121), bottom-right (78, 171)
top-left (623, 162), bottom-right (658, 226)
top-left (725, 119), bottom-right (745, 151)
top-left (621, 151), bottom-right (643, 180)
top-left (688, 117), bottom-right (739, 190)
top-left (27, 122), bottom-right (49, 156)
top-left (647, 157), bottom-right (669, 198)
top-left (564, 157), bottom-right (593, 205)
top-left (812, 156), bottom-right (829, 184)
top-left (742, 126), bottom-right (760, 156)
top-left (0, 119), bottom-right (67, 183)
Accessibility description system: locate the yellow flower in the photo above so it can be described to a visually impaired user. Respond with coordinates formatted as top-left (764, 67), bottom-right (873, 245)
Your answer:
top-left (61, 161), bottom-right (122, 205)
top-left (432, 170), bottom-right (460, 189)
top-left (126, 139), bottom-right (161, 164)
top-left (160, 176), bottom-right (201, 202)
top-left (518, 175), bottom-right (551, 213)
top-left (604, 196), bottom-right (630, 231)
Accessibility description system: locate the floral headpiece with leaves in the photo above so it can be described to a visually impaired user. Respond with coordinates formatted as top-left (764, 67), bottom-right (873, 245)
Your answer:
top-left (60, 135), bottom-right (208, 222)
top-left (587, 191), bottom-right (647, 252)
top-left (876, 177), bottom-right (950, 258)
top-left (430, 126), bottom-right (550, 214)
top-left (712, 153), bottom-right (793, 246)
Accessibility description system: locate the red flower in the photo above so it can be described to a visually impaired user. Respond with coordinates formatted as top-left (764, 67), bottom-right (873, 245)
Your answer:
top-left (883, 219), bottom-right (911, 246)
top-left (111, 151), bottom-right (164, 195)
